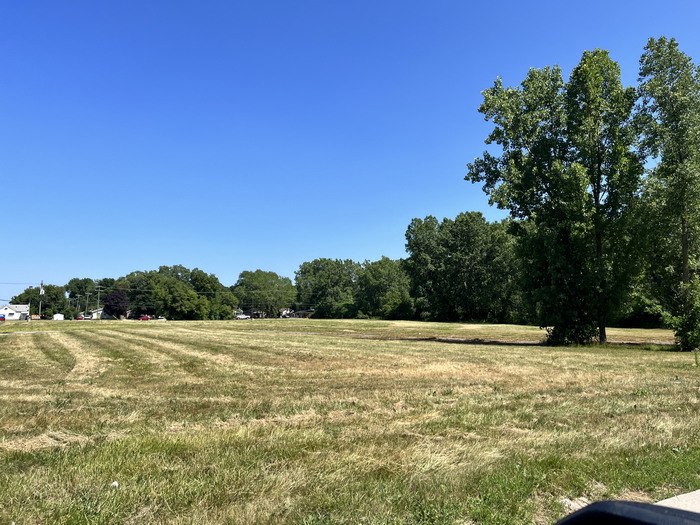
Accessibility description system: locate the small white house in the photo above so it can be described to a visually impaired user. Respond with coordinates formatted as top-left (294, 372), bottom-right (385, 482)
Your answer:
top-left (0, 304), bottom-right (30, 321)
top-left (53, 313), bottom-right (65, 321)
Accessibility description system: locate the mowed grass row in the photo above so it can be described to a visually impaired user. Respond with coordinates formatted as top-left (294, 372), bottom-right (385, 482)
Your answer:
top-left (0, 320), bottom-right (697, 523)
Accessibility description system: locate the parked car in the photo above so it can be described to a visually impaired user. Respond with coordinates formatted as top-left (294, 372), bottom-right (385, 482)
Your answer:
top-left (0, 314), bottom-right (5, 322)
top-left (138, 315), bottom-right (152, 321)
top-left (235, 314), bottom-right (251, 320)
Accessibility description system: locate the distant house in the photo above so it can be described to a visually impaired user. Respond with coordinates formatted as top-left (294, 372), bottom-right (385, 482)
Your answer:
top-left (95, 308), bottom-right (119, 320)
top-left (0, 304), bottom-right (30, 321)
top-left (53, 313), bottom-right (65, 321)
top-left (76, 308), bottom-right (110, 320)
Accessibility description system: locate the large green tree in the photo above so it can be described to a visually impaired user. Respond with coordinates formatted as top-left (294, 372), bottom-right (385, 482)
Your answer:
top-left (233, 270), bottom-right (295, 317)
top-left (404, 212), bottom-right (522, 322)
top-left (117, 269), bottom-right (209, 320)
top-left (295, 259), bottom-right (359, 318)
top-left (565, 49), bottom-right (643, 342)
top-left (154, 265), bottom-right (238, 319)
top-left (65, 277), bottom-right (97, 312)
top-left (65, 277), bottom-right (115, 312)
top-left (637, 37), bottom-right (700, 350)
top-left (190, 269), bottom-right (238, 320)
top-left (355, 257), bottom-right (414, 319)
top-left (467, 51), bottom-right (642, 343)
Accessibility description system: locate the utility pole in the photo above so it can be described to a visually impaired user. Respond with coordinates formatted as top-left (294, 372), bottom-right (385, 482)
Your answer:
top-left (85, 293), bottom-right (92, 317)
top-left (38, 281), bottom-right (44, 319)
top-left (95, 284), bottom-right (103, 314)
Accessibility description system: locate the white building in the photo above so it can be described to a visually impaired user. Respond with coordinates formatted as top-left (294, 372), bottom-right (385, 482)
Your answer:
top-left (53, 313), bottom-right (65, 321)
top-left (0, 304), bottom-right (30, 321)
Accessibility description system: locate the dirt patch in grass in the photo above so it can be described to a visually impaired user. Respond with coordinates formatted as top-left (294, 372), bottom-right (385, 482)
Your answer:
top-left (0, 431), bottom-right (91, 452)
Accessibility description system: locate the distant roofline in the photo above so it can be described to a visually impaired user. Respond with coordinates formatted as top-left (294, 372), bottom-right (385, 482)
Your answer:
top-left (1, 304), bottom-right (30, 313)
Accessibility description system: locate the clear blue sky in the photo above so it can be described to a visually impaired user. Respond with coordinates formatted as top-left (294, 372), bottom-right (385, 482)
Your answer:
top-left (2, 1), bottom-right (699, 300)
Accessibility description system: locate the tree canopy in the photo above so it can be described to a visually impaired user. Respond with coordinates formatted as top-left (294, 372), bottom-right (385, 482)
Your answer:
top-left (637, 37), bottom-right (700, 351)
top-left (467, 50), bottom-right (642, 343)
top-left (405, 212), bottom-right (522, 323)
top-left (233, 270), bottom-right (295, 317)
top-left (295, 259), bottom-right (360, 318)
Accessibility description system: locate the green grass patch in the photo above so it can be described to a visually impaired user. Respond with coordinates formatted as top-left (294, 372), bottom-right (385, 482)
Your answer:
top-left (0, 319), bottom-right (697, 523)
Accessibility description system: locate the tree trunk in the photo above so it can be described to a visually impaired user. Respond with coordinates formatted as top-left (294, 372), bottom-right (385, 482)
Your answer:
top-left (682, 215), bottom-right (690, 286)
top-left (596, 227), bottom-right (607, 344)
top-left (594, 170), bottom-right (607, 344)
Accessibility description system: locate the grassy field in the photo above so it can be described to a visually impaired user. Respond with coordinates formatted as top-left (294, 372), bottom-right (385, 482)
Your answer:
top-left (0, 319), bottom-right (698, 523)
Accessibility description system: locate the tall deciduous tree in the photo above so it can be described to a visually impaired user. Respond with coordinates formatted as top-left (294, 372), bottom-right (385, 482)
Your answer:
top-left (295, 259), bottom-right (359, 318)
top-left (102, 288), bottom-right (129, 318)
top-left (65, 277), bottom-right (97, 311)
top-left (355, 257), bottom-right (414, 319)
top-left (467, 66), bottom-right (592, 343)
top-left (233, 270), bottom-right (295, 317)
top-left (189, 268), bottom-right (238, 319)
top-left (565, 49), bottom-right (643, 342)
top-left (117, 269), bottom-right (209, 320)
top-left (405, 212), bottom-right (522, 322)
top-left (467, 51), bottom-right (642, 344)
top-left (637, 37), bottom-right (700, 351)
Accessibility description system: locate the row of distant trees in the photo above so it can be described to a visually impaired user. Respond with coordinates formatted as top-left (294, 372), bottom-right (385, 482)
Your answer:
top-left (5, 206), bottom-right (658, 326)
top-left (11, 267), bottom-right (294, 321)
top-left (11, 37), bottom-right (699, 350)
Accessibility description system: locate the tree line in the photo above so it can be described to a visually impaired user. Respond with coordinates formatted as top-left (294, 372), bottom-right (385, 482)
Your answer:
top-left (11, 267), bottom-right (293, 321)
top-left (10, 37), bottom-right (699, 350)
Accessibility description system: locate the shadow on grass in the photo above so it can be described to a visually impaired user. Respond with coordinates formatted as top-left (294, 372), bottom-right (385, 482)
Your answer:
top-left (351, 334), bottom-right (681, 352)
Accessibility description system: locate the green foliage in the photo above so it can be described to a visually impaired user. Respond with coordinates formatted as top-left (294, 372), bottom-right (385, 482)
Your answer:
top-left (637, 37), bottom-right (700, 351)
top-left (467, 50), bottom-right (642, 344)
top-left (295, 259), bottom-right (360, 318)
top-left (514, 217), bottom-right (600, 345)
top-left (405, 212), bottom-right (523, 322)
top-left (65, 277), bottom-right (96, 299)
top-left (11, 284), bottom-right (68, 319)
top-left (116, 266), bottom-right (236, 320)
top-left (662, 280), bottom-right (700, 352)
top-left (355, 257), bottom-right (414, 319)
top-left (233, 269), bottom-right (295, 317)
top-left (102, 288), bottom-right (129, 318)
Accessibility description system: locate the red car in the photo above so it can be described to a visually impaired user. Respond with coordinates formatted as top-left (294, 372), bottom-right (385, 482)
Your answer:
top-left (138, 315), bottom-right (151, 321)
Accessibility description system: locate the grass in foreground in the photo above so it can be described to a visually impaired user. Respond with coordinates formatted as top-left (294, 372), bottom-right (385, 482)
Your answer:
top-left (0, 319), bottom-right (697, 524)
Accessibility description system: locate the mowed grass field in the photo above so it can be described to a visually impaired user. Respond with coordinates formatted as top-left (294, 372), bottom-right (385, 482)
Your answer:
top-left (0, 319), bottom-right (698, 524)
